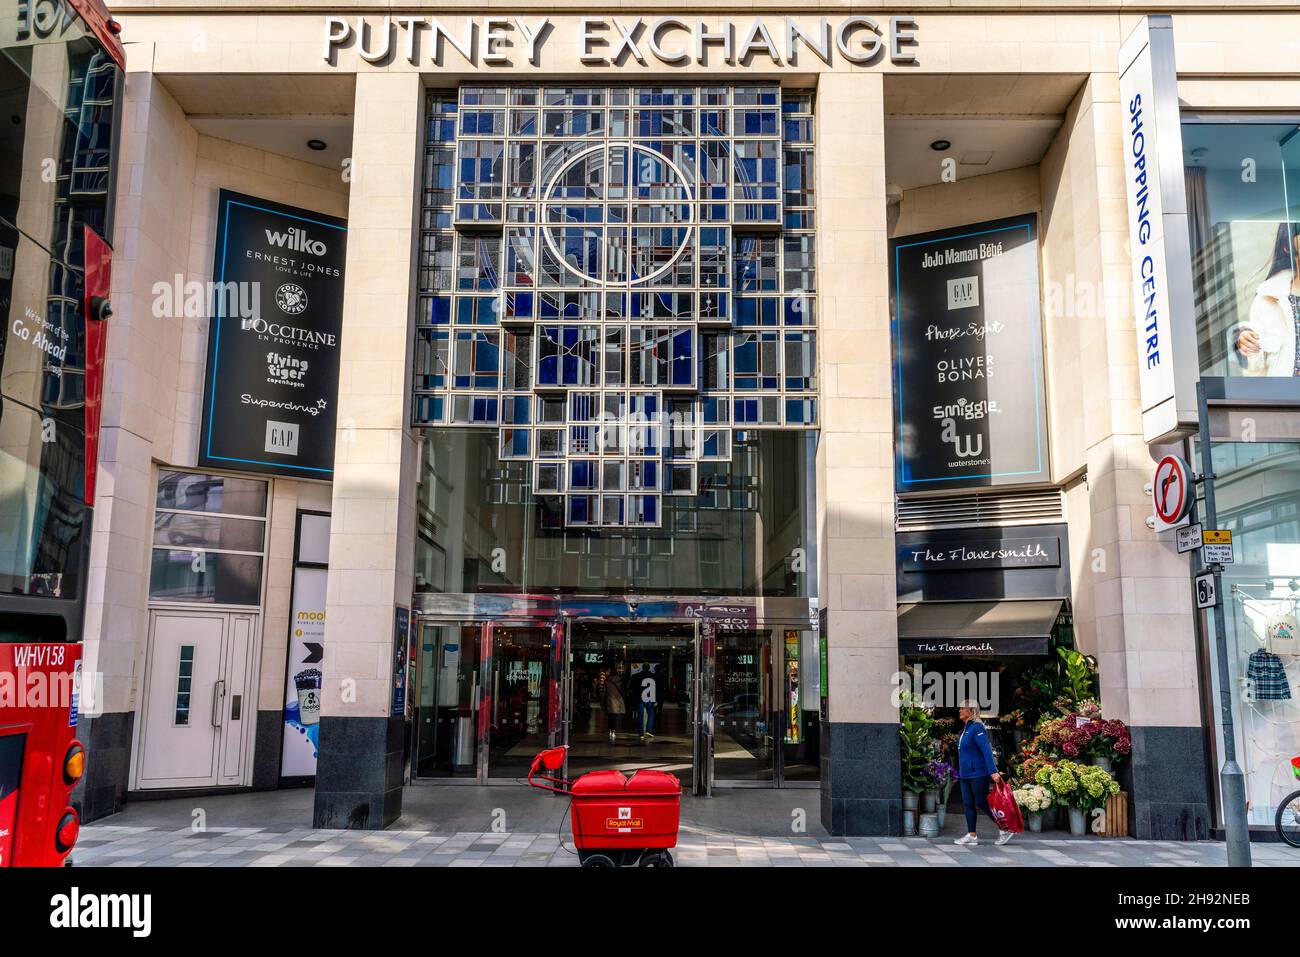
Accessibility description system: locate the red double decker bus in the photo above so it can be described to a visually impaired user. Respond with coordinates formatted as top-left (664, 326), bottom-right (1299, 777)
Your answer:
top-left (0, 0), bottom-right (124, 866)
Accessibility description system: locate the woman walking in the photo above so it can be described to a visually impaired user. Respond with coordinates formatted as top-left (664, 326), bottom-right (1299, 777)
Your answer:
top-left (954, 700), bottom-right (1012, 846)
top-left (604, 668), bottom-right (627, 744)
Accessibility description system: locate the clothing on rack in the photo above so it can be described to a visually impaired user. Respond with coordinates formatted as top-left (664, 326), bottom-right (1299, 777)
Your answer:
top-left (1246, 649), bottom-right (1293, 701)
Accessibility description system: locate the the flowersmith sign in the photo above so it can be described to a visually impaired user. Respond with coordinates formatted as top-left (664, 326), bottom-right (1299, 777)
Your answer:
top-left (322, 14), bottom-right (919, 67)
top-left (901, 537), bottom-right (1062, 573)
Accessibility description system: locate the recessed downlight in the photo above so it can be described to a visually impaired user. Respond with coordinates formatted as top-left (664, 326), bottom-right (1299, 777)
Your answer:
top-left (929, 139), bottom-right (951, 151)
top-left (307, 139), bottom-right (327, 152)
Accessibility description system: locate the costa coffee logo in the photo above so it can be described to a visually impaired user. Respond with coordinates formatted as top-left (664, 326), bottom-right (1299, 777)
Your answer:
top-left (276, 283), bottom-right (309, 315)
top-left (265, 226), bottom-right (327, 257)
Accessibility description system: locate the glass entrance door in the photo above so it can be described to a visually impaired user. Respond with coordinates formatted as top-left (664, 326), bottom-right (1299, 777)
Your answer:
top-left (712, 629), bottom-right (776, 783)
top-left (413, 622), bottom-right (482, 779)
top-left (484, 623), bottom-right (557, 780)
top-left (564, 622), bottom-right (698, 789)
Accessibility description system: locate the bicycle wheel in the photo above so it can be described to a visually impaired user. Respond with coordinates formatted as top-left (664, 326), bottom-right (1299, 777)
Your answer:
top-left (1276, 790), bottom-right (1300, 848)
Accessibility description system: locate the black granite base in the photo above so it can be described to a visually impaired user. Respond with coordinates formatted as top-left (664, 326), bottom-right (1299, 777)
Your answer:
top-left (820, 721), bottom-right (902, 836)
top-left (312, 715), bottom-right (405, 829)
top-left (1127, 725), bottom-right (1212, 841)
top-left (252, 710), bottom-right (284, 790)
top-left (72, 710), bottom-right (134, 823)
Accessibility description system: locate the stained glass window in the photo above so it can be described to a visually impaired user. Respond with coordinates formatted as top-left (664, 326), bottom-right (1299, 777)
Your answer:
top-left (414, 85), bottom-right (817, 527)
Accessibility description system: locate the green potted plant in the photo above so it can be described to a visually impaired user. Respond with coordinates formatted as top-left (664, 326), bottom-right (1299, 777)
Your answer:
top-left (1037, 760), bottom-right (1118, 835)
top-left (899, 693), bottom-right (936, 835)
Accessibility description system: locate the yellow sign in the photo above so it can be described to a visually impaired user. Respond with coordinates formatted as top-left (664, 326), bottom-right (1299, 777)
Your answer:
top-left (1202, 529), bottom-right (1232, 545)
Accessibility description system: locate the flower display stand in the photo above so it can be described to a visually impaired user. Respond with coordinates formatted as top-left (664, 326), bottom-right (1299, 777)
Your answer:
top-left (1102, 791), bottom-right (1129, 838)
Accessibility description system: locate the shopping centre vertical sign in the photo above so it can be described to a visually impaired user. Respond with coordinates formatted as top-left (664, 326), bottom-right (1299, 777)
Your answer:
top-left (200, 190), bottom-right (347, 477)
top-left (891, 214), bottom-right (1050, 492)
top-left (1119, 15), bottom-right (1198, 444)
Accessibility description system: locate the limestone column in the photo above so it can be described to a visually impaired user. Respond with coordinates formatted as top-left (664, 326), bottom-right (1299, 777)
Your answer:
top-left (1040, 75), bottom-right (1210, 839)
top-left (313, 72), bottom-right (422, 830)
top-left (815, 73), bottom-right (901, 835)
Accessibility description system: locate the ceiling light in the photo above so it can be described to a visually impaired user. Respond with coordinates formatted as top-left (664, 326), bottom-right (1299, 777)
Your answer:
top-left (307, 139), bottom-right (327, 151)
top-left (929, 139), bottom-right (950, 152)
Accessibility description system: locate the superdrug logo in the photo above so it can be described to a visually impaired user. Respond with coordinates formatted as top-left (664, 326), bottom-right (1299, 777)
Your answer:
top-left (265, 226), bottom-right (327, 257)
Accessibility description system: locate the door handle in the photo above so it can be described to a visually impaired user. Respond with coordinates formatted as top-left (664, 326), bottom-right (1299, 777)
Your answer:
top-left (211, 679), bottom-right (226, 729)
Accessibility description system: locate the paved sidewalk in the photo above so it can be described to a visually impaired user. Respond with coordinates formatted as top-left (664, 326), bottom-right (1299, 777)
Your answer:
top-left (73, 787), bottom-right (1299, 867)
top-left (75, 824), bottom-right (1300, 868)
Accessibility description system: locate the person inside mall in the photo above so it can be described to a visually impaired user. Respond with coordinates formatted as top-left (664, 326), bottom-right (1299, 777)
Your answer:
top-left (955, 701), bottom-right (1012, 847)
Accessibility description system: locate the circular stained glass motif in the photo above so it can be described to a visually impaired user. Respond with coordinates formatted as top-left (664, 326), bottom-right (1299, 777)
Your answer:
top-left (540, 143), bottom-right (694, 286)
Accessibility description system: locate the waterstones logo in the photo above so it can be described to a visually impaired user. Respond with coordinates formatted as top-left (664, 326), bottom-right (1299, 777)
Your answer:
top-left (266, 226), bottom-right (327, 257)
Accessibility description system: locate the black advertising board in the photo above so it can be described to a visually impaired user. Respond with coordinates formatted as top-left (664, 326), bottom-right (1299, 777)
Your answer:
top-left (890, 213), bottom-right (1049, 492)
top-left (896, 524), bottom-right (1071, 603)
top-left (899, 535), bottom-right (1061, 573)
top-left (199, 190), bottom-right (347, 478)
top-left (898, 637), bottom-right (1049, 657)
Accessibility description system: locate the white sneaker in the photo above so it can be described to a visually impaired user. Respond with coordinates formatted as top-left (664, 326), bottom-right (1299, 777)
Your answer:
top-left (995, 830), bottom-right (1015, 846)
top-left (953, 834), bottom-right (978, 846)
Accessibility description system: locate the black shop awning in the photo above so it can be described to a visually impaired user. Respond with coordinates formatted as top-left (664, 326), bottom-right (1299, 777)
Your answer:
top-left (897, 599), bottom-right (1064, 657)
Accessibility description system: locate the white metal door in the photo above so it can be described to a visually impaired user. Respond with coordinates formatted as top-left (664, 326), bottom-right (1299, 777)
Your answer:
top-left (136, 610), bottom-right (257, 789)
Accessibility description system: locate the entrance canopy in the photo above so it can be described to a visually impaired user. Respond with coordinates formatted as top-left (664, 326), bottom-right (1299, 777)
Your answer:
top-left (897, 599), bottom-right (1064, 657)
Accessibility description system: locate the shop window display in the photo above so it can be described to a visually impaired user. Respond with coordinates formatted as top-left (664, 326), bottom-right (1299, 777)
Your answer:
top-left (1201, 439), bottom-right (1300, 826)
top-left (1182, 121), bottom-right (1300, 382)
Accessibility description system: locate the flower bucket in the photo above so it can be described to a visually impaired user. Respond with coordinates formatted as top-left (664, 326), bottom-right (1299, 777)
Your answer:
top-left (1093, 756), bottom-right (1114, 774)
top-left (901, 790), bottom-right (920, 811)
top-left (922, 789), bottom-right (939, 813)
top-left (919, 813), bottom-right (940, 838)
top-left (1068, 806), bottom-right (1087, 836)
top-left (901, 808), bottom-right (917, 835)
top-left (936, 805), bottom-right (947, 830)
top-left (1027, 812), bottom-right (1043, 833)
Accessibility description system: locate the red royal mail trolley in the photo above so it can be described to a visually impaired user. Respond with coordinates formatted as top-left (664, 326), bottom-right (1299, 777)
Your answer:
top-left (527, 746), bottom-right (680, 867)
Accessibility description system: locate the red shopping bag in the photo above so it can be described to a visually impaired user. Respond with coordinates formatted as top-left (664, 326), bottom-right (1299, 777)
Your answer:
top-left (987, 779), bottom-right (1024, 833)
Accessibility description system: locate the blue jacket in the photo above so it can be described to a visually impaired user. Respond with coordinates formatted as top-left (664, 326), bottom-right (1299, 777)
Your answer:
top-left (958, 720), bottom-right (998, 779)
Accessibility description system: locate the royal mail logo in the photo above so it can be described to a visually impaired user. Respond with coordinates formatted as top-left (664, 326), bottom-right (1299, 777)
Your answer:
top-left (606, 817), bottom-right (645, 830)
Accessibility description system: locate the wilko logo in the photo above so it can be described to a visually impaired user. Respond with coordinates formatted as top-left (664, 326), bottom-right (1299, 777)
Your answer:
top-left (265, 226), bottom-right (327, 256)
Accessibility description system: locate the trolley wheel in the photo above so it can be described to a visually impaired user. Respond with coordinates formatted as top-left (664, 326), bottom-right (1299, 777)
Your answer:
top-left (1276, 790), bottom-right (1300, 848)
top-left (581, 853), bottom-right (618, 867)
top-left (638, 850), bottom-right (674, 867)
